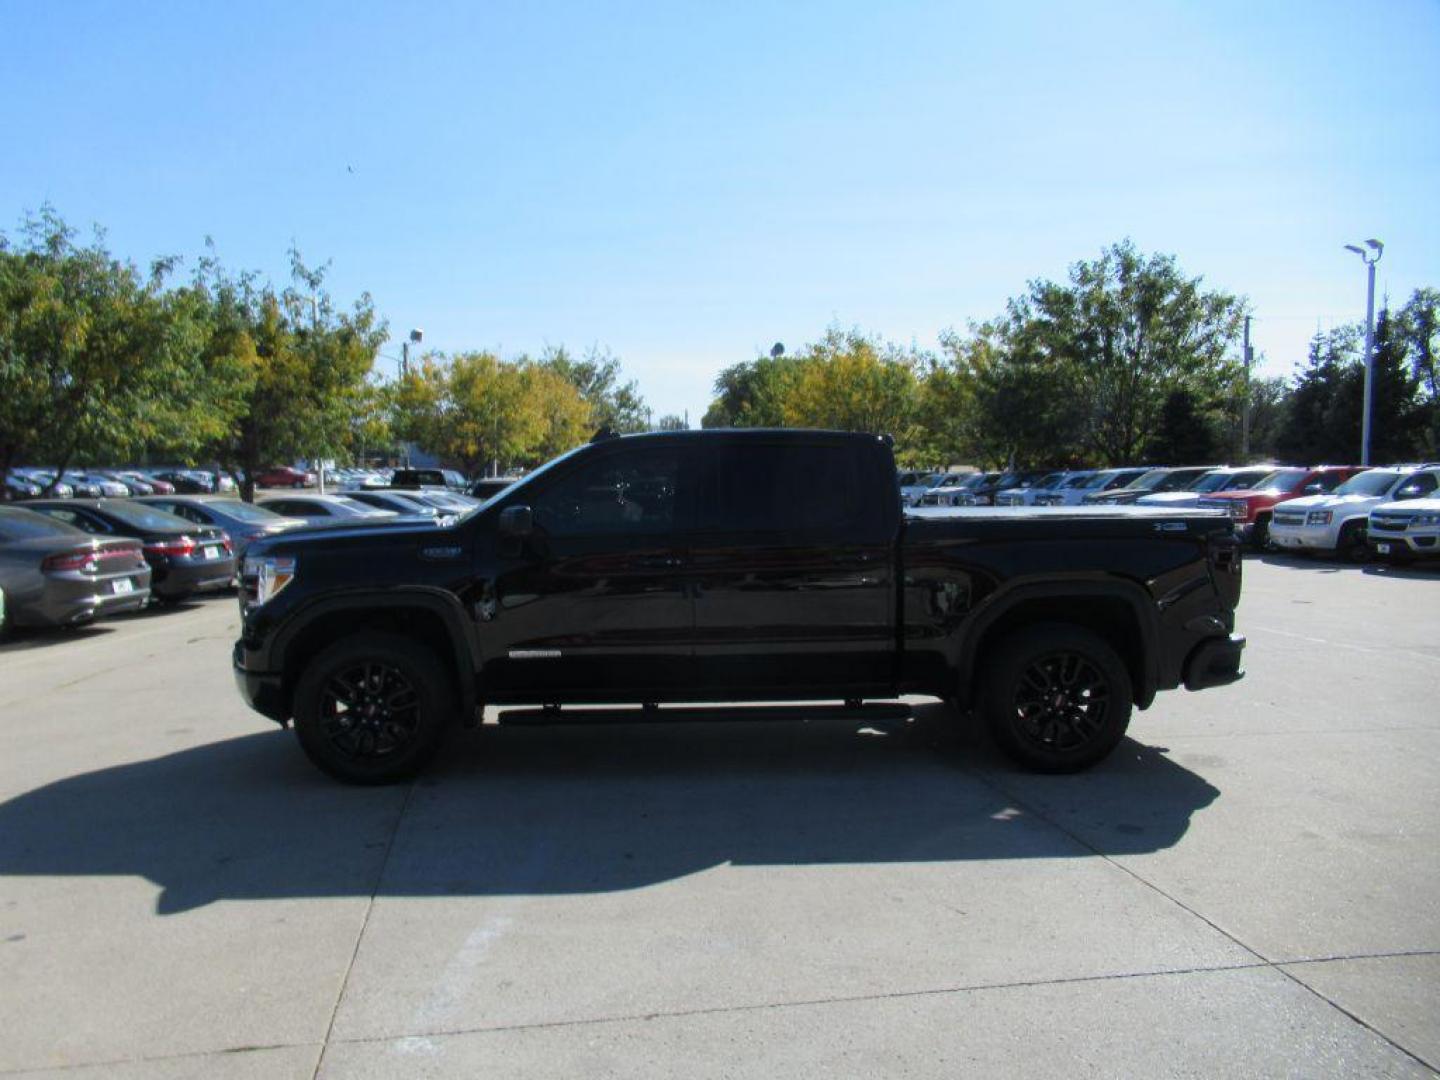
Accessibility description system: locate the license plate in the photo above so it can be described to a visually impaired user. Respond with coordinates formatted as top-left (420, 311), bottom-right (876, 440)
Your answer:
top-left (112, 577), bottom-right (135, 595)
top-left (204, 545), bottom-right (221, 560)
top-left (1376, 542), bottom-right (1391, 554)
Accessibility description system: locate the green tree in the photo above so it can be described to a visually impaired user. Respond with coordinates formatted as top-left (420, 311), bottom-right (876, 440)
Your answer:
top-left (1145, 388), bottom-right (1221, 464)
top-left (653, 413), bottom-right (689, 431)
top-left (701, 353), bottom-right (803, 428)
top-left (1011, 240), bottom-right (1245, 464)
top-left (1396, 288), bottom-right (1439, 454)
top-left (937, 320), bottom-right (1087, 468)
top-left (198, 251), bottom-right (386, 499)
top-left (1276, 316), bottom-right (1426, 466)
top-left (0, 209), bottom-right (249, 490)
top-left (391, 351), bottom-right (592, 475)
top-left (538, 345), bottom-right (650, 433)
top-left (780, 328), bottom-right (920, 441)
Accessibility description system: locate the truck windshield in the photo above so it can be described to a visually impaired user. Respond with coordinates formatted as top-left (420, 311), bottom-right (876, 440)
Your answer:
top-left (1125, 469), bottom-right (1169, 490)
top-left (1256, 468), bottom-right (1308, 491)
top-left (455, 442), bottom-right (590, 521)
top-left (1334, 470), bottom-right (1403, 497)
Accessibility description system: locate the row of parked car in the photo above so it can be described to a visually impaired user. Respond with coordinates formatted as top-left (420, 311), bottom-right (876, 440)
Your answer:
top-left (2, 467), bottom-right (244, 500)
top-left (0, 477), bottom-right (501, 634)
top-left (900, 462), bottom-right (1440, 562)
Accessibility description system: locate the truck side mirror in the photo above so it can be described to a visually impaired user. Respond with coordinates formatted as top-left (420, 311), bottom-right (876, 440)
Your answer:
top-left (499, 505), bottom-right (533, 538)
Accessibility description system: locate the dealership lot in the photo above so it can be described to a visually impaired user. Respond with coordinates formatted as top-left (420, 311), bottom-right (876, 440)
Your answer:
top-left (1, 557), bottom-right (1437, 1078)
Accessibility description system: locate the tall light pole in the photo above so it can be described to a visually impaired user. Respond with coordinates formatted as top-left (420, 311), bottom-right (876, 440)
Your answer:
top-left (1344, 239), bottom-right (1383, 465)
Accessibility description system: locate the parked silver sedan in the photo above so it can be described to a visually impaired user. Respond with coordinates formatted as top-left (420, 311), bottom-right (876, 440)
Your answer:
top-left (257, 494), bottom-right (399, 522)
top-left (0, 507), bottom-right (152, 628)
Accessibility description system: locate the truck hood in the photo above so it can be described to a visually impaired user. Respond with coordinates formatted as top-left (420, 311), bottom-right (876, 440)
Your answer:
top-left (1280, 493), bottom-right (1383, 512)
top-left (1371, 496), bottom-right (1440, 515)
top-left (246, 515), bottom-right (454, 558)
top-left (1135, 492), bottom-right (1203, 506)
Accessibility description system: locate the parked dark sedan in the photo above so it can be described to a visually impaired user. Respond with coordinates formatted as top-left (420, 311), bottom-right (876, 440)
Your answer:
top-left (134, 495), bottom-right (300, 559)
top-left (23, 499), bottom-right (236, 602)
top-left (149, 470), bottom-right (215, 494)
top-left (0, 507), bottom-right (152, 627)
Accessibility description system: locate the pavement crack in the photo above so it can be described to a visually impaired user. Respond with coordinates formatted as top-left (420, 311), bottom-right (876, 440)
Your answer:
top-left (0, 1042), bottom-right (318, 1077)
top-left (327, 961), bottom-right (1284, 1048)
top-left (311, 780), bottom-right (417, 1080)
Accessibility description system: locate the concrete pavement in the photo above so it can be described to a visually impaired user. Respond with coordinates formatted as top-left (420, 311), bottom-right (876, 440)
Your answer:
top-left (1, 557), bottom-right (1437, 1078)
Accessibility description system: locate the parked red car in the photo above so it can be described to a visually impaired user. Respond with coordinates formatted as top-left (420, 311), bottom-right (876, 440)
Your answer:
top-left (254, 466), bottom-right (315, 489)
top-left (1197, 465), bottom-right (1366, 548)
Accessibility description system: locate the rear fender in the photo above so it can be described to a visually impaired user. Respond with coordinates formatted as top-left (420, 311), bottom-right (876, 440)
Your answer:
top-left (953, 579), bottom-right (1161, 709)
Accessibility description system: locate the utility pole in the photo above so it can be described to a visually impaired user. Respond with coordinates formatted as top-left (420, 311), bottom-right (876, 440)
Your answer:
top-left (1345, 241), bottom-right (1383, 466)
top-left (1241, 315), bottom-right (1253, 460)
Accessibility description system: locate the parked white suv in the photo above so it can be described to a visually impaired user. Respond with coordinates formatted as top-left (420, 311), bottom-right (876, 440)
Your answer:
top-left (1367, 485), bottom-right (1440, 563)
top-left (1269, 466), bottom-right (1440, 560)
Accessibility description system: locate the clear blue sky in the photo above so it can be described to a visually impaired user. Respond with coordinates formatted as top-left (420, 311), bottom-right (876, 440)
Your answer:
top-left (3, 0), bottom-right (1437, 424)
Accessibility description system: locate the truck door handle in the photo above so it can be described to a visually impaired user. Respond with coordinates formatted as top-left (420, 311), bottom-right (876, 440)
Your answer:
top-left (631, 556), bottom-right (684, 569)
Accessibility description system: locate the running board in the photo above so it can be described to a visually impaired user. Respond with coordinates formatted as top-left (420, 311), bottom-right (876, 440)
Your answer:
top-left (496, 702), bottom-right (913, 726)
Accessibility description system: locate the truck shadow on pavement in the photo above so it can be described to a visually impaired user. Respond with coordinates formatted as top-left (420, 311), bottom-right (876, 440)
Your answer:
top-left (0, 705), bottom-right (1219, 914)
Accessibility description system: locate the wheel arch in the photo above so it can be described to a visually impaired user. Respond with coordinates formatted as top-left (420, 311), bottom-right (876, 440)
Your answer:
top-left (954, 580), bottom-right (1160, 710)
top-left (272, 590), bottom-right (479, 726)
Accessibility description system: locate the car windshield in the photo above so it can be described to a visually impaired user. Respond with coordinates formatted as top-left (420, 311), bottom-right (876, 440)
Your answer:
top-left (1256, 468), bottom-right (1308, 491)
top-left (209, 499), bottom-right (288, 523)
top-left (1061, 474), bottom-right (1094, 488)
top-left (1083, 472), bottom-right (1118, 489)
top-left (1334, 470), bottom-right (1404, 496)
top-left (0, 508), bottom-right (86, 540)
top-left (1125, 469), bottom-right (1169, 490)
top-left (100, 501), bottom-right (194, 531)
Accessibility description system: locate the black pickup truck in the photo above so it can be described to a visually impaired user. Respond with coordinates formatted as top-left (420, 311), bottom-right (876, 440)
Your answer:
top-left (234, 429), bottom-right (1245, 783)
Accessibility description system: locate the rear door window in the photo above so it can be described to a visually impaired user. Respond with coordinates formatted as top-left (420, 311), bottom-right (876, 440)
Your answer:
top-left (695, 442), bottom-right (879, 536)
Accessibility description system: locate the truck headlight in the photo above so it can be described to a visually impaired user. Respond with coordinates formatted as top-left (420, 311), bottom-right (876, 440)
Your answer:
top-left (241, 555), bottom-right (296, 611)
top-left (1306, 510), bottom-right (1333, 525)
top-left (1230, 503), bottom-right (1248, 518)
top-left (1412, 512), bottom-right (1440, 526)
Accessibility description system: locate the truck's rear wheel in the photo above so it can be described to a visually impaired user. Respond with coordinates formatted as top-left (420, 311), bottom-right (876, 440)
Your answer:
top-left (293, 632), bottom-right (454, 784)
top-left (980, 624), bottom-right (1132, 772)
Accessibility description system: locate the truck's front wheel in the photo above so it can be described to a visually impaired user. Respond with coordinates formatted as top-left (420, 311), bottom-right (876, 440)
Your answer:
top-left (293, 632), bottom-right (454, 784)
top-left (980, 624), bottom-right (1133, 772)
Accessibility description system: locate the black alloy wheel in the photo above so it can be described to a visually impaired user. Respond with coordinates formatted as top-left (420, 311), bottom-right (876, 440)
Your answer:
top-left (320, 660), bottom-right (421, 761)
top-left (293, 632), bottom-right (454, 783)
top-left (981, 624), bottom-right (1133, 772)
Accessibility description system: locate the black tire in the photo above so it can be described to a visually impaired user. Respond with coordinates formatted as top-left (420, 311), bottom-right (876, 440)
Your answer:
top-left (1251, 514), bottom-right (1271, 551)
top-left (1336, 520), bottom-right (1369, 563)
top-left (293, 631), bottom-right (455, 784)
top-left (980, 623), bottom-right (1133, 773)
